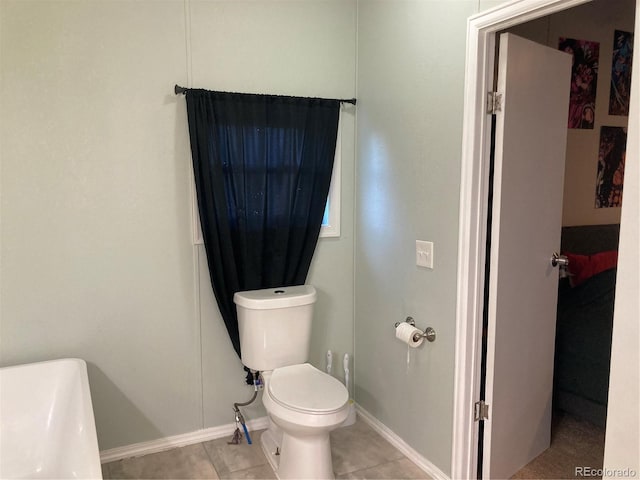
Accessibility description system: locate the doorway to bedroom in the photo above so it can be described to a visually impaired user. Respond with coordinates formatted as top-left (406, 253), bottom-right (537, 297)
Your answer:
top-left (496, 0), bottom-right (634, 477)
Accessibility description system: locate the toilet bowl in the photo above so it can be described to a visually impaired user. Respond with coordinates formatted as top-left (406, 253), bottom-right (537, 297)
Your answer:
top-left (234, 285), bottom-right (349, 479)
top-left (260, 364), bottom-right (349, 479)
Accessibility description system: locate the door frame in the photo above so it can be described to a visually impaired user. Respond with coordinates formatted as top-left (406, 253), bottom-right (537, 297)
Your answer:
top-left (451, 1), bottom-right (592, 478)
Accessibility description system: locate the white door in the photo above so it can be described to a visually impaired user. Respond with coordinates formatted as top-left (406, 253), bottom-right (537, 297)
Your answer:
top-left (482, 33), bottom-right (572, 479)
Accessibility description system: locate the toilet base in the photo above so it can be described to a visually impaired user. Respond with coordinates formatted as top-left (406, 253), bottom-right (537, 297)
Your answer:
top-left (260, 429), bottom-right (281, 475)
top-left (260, 427), bottom-right (335, 480)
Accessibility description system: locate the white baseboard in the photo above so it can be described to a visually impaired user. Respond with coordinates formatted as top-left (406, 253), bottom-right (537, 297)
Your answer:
top-left (99, 416), bottom-right (269, 464)
top-left (355, 404), bottom-right (450, 480)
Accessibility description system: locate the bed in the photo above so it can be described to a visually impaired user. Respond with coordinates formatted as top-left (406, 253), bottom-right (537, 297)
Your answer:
top-left (553, 224), bottom-right (620, 428)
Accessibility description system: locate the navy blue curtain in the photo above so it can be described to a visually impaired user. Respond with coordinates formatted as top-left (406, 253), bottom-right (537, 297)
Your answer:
top-left (185, 90), bottom-right (340, 359)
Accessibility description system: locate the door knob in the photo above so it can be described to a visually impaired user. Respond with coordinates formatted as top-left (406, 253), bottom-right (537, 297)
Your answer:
top-left (551, 252), bottom-right (569, 268)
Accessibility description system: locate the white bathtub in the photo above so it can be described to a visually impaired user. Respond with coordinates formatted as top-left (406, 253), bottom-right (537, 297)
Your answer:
top-left (0, 358), bottom-right (102, 479)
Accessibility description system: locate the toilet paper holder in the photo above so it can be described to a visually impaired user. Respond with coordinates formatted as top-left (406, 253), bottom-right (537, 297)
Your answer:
top-left (394, 317), bottom-right (436, 343)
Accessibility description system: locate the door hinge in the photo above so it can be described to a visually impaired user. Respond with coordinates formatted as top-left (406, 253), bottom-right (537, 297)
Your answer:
top-left (474, 400), bottom-right (489, 421)
top-left (487, 92), bottom-right (502, 114)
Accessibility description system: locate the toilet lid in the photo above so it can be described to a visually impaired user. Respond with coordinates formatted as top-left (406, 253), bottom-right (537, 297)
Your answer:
top-left (269, 363), bottom-right (348, 414)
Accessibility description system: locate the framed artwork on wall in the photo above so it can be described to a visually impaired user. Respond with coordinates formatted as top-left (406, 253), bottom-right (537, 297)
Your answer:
top-left (609, 30), bottom-right (634, 116)
top-left (559, 37), bottom-right (600, 129)
top-left (595, 126), bottom-right (627, 208)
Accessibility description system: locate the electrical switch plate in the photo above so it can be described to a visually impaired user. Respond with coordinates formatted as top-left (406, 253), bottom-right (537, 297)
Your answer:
top-left (416, 240), bottom-right (434, 269)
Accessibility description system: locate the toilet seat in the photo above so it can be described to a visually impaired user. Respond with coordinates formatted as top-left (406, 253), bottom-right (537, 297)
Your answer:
top-left (268, 363), bottom-right (348, 415)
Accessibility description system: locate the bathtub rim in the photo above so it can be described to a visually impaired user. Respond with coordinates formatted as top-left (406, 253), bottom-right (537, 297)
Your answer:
top-left (0, 357), bottom-right (102, 479)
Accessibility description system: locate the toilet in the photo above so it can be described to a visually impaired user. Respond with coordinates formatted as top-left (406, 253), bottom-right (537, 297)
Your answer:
top-left (234, 285), bottom-right (349, 480)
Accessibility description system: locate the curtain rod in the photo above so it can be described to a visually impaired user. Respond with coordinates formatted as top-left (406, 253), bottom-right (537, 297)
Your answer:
top-left (174, 84), bottom-right (356, 105)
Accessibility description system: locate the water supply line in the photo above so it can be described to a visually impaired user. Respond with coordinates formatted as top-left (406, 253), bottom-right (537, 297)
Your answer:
top-left (229, 371), bottom-right (260, 445)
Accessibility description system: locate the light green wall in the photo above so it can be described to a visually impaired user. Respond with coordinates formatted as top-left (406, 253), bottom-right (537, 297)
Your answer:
top-left (0, 0), bottom-right (356, 450)
top-left (354, 1), bottom-right (477, 475)
top-left (354, 0), bottom-right (638, 476)
top-left (3, 0), bottom-right (638, 474)
top-left (1, 0), bottom-right (202, 449)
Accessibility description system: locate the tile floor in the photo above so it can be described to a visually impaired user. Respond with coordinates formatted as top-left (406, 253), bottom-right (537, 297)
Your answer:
top-left (102, 418), bottom-right (432, 480)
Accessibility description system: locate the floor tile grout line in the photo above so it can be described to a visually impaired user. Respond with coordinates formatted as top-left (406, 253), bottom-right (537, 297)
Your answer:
top-left (201, 436), bottom-right (272, 477)
top-left (222, 462), bottom-right (276, 478)
top-left (199, 441), bottom-right (223, 479)
top-left (336, 457), bottom-right (414, 478)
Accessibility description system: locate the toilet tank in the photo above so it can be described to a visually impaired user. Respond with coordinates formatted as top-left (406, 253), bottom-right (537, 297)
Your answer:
top-left (234, 285), bottom-right (317, 371)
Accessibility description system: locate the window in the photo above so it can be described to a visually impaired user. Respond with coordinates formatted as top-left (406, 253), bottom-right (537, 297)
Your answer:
top-left (319, 133), bottom-right (341, 238)
top-left (192, 112), bottom-right (342, 243)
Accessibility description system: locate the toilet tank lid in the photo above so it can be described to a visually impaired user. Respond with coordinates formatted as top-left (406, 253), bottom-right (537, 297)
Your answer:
top-left (233, 285), bottom-right (317, 309)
